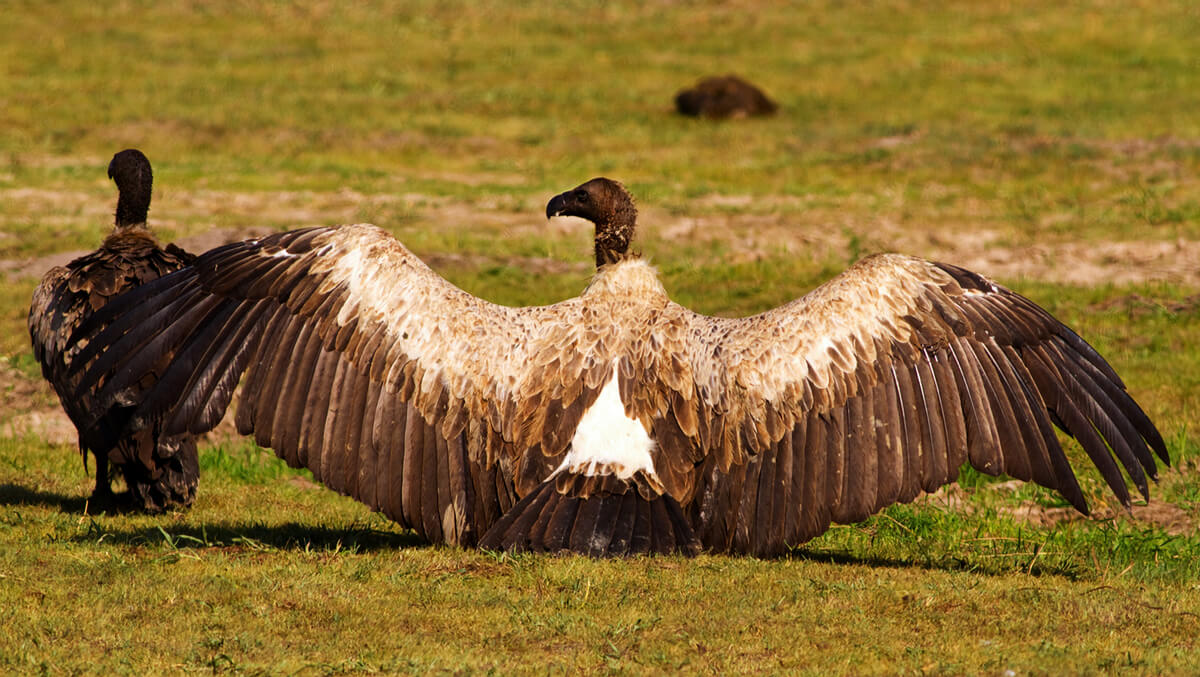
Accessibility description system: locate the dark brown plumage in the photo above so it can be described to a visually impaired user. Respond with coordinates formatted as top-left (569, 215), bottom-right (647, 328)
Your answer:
top-left (69, 178), bottom-right (1168, 555)
top-left (29, 149), bottom-right (199, 512)
top-left (675, 75), bottom-right (778, 119)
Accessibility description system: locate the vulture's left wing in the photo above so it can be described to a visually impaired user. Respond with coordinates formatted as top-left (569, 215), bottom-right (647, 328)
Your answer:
top-left (629, 254), bottom-right (1167, 555)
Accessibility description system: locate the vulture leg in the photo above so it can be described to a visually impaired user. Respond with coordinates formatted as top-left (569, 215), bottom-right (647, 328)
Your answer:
top-left (91, 448), bottom-right (113, 499)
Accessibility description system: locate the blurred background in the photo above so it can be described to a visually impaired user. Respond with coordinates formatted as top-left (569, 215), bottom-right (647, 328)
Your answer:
top-left (3, 1), bottom-right (1197, 305)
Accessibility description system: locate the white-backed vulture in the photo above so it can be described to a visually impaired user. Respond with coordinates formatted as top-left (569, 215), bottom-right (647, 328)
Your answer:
top-left (30, 149), bottom-right (199, 512)
top-left (70, 177), bottom-right (1167, 554)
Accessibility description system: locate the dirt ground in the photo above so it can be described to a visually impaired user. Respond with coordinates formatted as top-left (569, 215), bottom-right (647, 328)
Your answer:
top-left (917, 480), bottom-right (1194, 536)
top-left (4, 185), bottom-right (1199, 285)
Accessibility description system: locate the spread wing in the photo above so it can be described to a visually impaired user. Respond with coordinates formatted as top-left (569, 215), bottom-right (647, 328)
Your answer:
top-left (70, 227), bottom-right (1169, 557)
top-left (625, 253), bottom-right (1168, 555)
top-left (71, 224), bottom-right (618, 545)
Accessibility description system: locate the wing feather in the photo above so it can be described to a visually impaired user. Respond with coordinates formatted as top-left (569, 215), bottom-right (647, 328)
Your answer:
top-left (764, 417), bottom-right (793, 555)
top-left (871, 373), bottom-right (902, 509)
top-left (842, 389), bottom-right (876, 523)
top-left (356, 376), bottom-right (383, 511)
top-left (799, 414), bottom-right (831, 541)
top-left (267, 318), bottom-right (322, 463)
top-left (824, 407), bottom-right (849, 523)
top-left (382, 391), bottom-right (409, 523)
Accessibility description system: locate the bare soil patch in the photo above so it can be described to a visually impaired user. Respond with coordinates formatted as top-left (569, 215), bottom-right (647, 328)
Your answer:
top-left (646, 203), bottom-right (1200, 286)
top-left (918, 481), bottom-right (1194, 536)
top-left (4, 186), bottom-right (1197, 286)
top-left (0, 362), bottom-right (72, 444)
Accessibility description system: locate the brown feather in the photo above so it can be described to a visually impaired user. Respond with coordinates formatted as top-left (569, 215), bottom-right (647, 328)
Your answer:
top-left (234, 304), bottom-right (292, 437)
top-left (914, 355), bottom-right (951, 490)
top-left (296, 348), bottom-right (338, 471)
top-left (435, 432), bottom-right (457, 544)
top-left (272, 319), bottom-right (323, 467)
top-left (421, 415), bottom-right (443, 544)
top-left (732, 442), bottom-right (764, 553)
top-left (401, 405), bottom-right (425, 530)
top-left (753, 433), bottom-right (784, 556)
top-left (319, 359), bottom-right (352, 492)
top-left (871, 375), bottom-right (902, 509)
top-left (568, 494), bottom-right (606, 554)
top-left (948, 339), bottom-right (1004, 475)
top-left (608, 491), bottom-right (638, 556)
top-left (649, 496), bottom-right (677, 554)
top-left (356, 377), bottom-right (383, 511)
top-left (928, 348), bottom-right (968, 472)
top-left (985, 343), bottom-right (1056, 486)
top-left (783, 417), bottom-right (807, 545)
top-left (380, 391), bottom-right (407, 523)
top-left (843, 389), bottom-right (877, 522)
top-left (798, 414), bottom-right (831, 542)
top-left (825, 408), bottom-right (850, 523)
top-left (526, 488), bottom-right (561, 552)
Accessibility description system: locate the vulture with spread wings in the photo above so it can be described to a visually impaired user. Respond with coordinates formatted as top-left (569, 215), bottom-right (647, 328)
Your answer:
top-left (72, 178), bottom-right (1168, 556)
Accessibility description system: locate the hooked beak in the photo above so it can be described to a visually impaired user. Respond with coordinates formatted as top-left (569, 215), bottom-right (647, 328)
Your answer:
top-left (546, 192), bottom-right (569, 219)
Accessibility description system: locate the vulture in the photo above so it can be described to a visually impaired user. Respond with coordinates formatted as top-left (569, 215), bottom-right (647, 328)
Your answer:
top-left (29, 149), bottom-right (200, 513)
top-left (674, 75), bottom-right (778, 119)
top-left (70, 177), bottom-right (1168, 556)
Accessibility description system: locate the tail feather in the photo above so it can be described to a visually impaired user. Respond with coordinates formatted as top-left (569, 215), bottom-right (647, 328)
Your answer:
top-left (541, 493), bottom-right (580, 552)
top-left (567, 492), bottom-right (615, 553)
top-left (114, 433), bottom-right (199, 513)
top-left (607, 491), bottom-right (638, 554)
top-left (479, 469), bottom-right (701, 557)
top-left (629, 495), bottom-right (654, 554)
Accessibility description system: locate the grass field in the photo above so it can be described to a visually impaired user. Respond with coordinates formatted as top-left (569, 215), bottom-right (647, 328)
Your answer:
top-left (2, 0), bottom-right (1199, 673)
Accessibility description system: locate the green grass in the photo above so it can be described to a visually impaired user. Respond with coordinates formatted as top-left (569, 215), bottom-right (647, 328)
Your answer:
top-left (2, 0), bottom-right (1200, 673)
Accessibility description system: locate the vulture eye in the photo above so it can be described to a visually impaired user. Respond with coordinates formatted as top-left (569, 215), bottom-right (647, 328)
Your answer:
top-left (574, 190), bottom-right (590, 202)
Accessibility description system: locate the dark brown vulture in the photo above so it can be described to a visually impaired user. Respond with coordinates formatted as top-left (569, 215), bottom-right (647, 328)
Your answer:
top-left (30, 149), bottom-right (199, 512)
top-left (675, 75), bottom-right (778, 119)
top-left (71, 177), bottom-right (1167, 554)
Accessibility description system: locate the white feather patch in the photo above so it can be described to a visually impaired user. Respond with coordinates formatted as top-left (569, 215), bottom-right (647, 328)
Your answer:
top-left (556, 361), bottom-right (656, 480)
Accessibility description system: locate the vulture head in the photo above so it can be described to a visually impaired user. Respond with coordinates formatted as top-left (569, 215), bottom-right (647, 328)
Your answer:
top-left (546, 177), bottom-right (638, 267)
top-left (108, 148), bottom-right (153, 229)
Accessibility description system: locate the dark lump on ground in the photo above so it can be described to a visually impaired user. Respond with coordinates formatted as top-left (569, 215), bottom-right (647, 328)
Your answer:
top-left (674, 75), bottom-right (778, 119)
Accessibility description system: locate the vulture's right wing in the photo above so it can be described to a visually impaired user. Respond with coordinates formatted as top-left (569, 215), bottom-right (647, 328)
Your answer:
top-left (70, 224), bottom-right (610, 545)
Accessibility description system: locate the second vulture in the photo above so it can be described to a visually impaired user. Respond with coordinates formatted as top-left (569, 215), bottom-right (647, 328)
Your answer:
top-left (30, 149), bottom-right (199, 512)
top-left (72, 178), bottom-right (1168, 556)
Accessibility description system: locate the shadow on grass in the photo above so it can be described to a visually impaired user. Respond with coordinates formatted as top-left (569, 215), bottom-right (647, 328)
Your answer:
top-left (0, 482), bottom-right (192, 516)
top-left (71, 520), bottom-right (429, 553)
top-left (0, 482), bottom-right (89, 513)
top-left (786, 547), bottom-right (1085, 580)
top-left (0, 482), bottom-right (427, 552)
